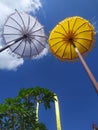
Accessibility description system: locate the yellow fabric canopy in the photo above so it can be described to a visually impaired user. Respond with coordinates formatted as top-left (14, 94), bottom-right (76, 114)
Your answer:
top-left (48, 16), bottom-right (98, 93)
top-left (48, 16), bottom-right (96, 61)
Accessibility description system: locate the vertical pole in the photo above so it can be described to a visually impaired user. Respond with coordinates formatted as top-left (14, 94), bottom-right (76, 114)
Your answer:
top-left (35, 102), bottom-right (40, 130)
top-left (74, 47), bottom-right (98, 93)
top-left (36, 102), bottom-right (39, 123)
top-left (54, 94), bottom-right (61, 130)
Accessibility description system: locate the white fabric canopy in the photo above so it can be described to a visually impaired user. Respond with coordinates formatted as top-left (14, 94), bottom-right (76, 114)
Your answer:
top-left (2, 10), bottom-right (46, 58)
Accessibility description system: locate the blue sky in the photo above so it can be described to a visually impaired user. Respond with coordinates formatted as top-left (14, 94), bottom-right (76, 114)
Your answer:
top-left (0, 0), bottom-right (98, 130)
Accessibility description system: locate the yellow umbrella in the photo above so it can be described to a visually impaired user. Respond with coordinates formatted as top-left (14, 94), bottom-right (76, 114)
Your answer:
top-left (48, 16), bottom-right (98, 93)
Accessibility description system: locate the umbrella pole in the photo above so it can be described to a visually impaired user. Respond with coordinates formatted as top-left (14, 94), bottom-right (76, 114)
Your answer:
top-left (0, 36), bottom-right (24, 53)
top-left (74, 47), bottom-right (98, 93)
top-left (0, 43), bottom-right (12, 53)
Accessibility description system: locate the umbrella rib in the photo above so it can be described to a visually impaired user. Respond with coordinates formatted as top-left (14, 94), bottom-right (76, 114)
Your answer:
top-left (31, 39), bottom-right (39, 55)
top-left (55, 43), bottom-right (65, 54)
top-left (32, 38), bottom-right (46, 48)
top-left (62, 43), bottom-right (69, 58)
top-left (5, 25), bottom-right (22, 33)
top-left (28, 17), bottom-right (37, 33)
top-left (3, 33), bottom-right (22, 35)
top-left (74, 30), bottom-right (94, 36)
top-left (15, 9), bottom-right (26, 31)
top-left (30, 26), bottom-right (44, 34)
top-left (58, 23), bottom-right (68, 35)
top-left (30, 34), bottom-right (46, 38)
top-left (73, 40), bottom-right (88, 51)
top-left (74, 37), bottom-right (92, 42)
top-left (10, 17), bottom-right (24, 31)
top-left (71, 17), bottom-right (77, 31)
top-left (49, 37), bottom-right (64, 41)
top-left (11, 39), bottom-right (24, 53)
top-left (54, 31), bottom-right (67, 37)
top-left (3, 37), bottom-right (23, 45)
top-left (27, 15), bottom-right (30, 32)
top-left (29, 41), bottom-right (32, 57)
top-left (70, 44), bottom-right (72, 60)
top-left (26, 39), bottom-right (32, 57)
top-left (68, 20), bottom-right (70, 31)
top-left (50, 40), bottom-right (66, 47)
top-left (73, 22), bottom-right (88, 35)
top-left (21, 40), bottom-right (26, 57)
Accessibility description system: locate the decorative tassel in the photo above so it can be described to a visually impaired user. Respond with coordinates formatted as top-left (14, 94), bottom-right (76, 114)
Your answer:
top-left (54, 94), bottom-right (62, 130)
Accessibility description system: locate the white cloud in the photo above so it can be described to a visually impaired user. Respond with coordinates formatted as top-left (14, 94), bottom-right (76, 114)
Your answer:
top-left (0, 0), bottom-right (42, 23)
top-left (0, 45), bottom-right (24, 71)
top-left (33, 44), bottom-right (49, 60)
top-left (0, 0), bottom-right (42, 14)
top-left (0, 0), bottom-right (48, 71)
top-left (0, 2), bottom-right (12, 24)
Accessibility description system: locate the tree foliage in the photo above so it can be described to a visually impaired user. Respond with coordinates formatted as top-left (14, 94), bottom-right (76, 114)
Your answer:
top-left (0, 86), bottom-right (56, 130)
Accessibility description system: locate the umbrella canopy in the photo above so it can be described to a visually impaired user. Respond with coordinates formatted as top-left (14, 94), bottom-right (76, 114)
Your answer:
top-left (1, 10), bottom-right (46, 58)
top-left (48, 16), bottom-right (95, 61)
top-left (48, 16), bottom-right (98, 93)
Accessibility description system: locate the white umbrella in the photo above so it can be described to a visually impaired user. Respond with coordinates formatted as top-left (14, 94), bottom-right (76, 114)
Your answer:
top-left (0, 10), bottom-right (46, 58)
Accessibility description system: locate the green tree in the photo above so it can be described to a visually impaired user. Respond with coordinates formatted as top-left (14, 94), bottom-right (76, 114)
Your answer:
top-left (0, 86), bottom-right (56, 130)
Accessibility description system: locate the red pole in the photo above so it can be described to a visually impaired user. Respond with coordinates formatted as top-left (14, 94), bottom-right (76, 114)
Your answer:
top-left (74, 47), bottom-right (98, 93)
